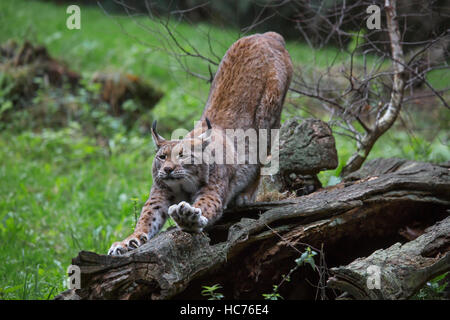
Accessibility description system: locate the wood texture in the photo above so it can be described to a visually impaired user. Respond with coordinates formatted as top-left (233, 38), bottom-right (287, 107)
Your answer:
top-left (328, 216), bottom-right (450, 299)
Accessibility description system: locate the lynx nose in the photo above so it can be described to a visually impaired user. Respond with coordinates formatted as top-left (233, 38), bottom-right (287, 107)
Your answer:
top-left (163, 166), bottom-right (174, 174)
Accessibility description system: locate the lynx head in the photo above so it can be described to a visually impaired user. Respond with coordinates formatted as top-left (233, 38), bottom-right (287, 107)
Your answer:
top-left (150, 119), bottom-right (212, 191)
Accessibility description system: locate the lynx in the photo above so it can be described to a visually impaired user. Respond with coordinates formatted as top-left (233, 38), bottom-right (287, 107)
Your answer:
top-left (108, 32), bottom-right (292, 255)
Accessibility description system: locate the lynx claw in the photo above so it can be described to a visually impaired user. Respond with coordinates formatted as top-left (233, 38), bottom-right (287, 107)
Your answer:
top-left (107, 232), bottom-right (149, 256)
top-left (108, 242), bottom-right (127, 256)
top-left (168, 201), bottom-right (208, 233)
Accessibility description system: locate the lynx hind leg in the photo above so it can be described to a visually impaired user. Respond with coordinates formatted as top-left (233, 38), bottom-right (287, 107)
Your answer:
top-left (168, 201), bottom-right (208, 233)
top-left (234, 173), bottom-right (261, 207)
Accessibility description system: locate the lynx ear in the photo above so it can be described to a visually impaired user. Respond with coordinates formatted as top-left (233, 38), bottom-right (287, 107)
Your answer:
top-left (205, 117), bottom-right (212, 131)
top-left (198, 117), bottom-right (212, 148)
top-left (151, 120), bottom-right (166, 149)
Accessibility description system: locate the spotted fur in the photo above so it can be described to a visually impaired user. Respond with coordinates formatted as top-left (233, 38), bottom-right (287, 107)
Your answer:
top-left (108, 32), bottom-right (292, 256)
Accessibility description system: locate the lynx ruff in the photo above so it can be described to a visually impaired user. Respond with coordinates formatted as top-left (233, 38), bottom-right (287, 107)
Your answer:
top-left (108, 32), bottom-right (293, 255)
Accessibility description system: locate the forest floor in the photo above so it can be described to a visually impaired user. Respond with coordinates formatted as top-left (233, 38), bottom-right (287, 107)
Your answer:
top-left (0, 0), bottom-right (448, 299)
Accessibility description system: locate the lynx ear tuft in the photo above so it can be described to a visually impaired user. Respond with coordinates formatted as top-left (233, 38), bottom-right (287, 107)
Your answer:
top-left (198, 118), bottom-right (212, 141)
top-left (205, 117), bottom-right (212, 130)
top-left (196, 118), bottom-right (212, 150)
top-left (151, 120), bottom-right (166, 149)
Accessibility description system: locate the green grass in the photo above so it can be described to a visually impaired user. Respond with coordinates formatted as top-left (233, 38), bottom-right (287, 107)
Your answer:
top-left (0, 0), bottom-right (448, 299)
top-left (0, 128), bottom-right (157, 299)
top-left (1, 0), bottom-right (231, 130)
top-left (0, 0), bottom-right (348, 128)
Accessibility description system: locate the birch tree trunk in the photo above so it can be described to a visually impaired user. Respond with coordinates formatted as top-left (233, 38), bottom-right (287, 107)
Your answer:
top-left (341, 0), bottom-right (406, 176)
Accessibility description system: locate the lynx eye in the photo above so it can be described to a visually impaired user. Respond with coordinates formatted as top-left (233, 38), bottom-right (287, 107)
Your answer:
top-left (178, 150), bottom-right (184, 158)
top-left (158, 154), bottom-right (166, 160)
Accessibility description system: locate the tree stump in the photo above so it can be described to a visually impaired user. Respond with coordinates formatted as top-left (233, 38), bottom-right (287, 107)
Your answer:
top-left (257, 117), bottom-right (338, 197)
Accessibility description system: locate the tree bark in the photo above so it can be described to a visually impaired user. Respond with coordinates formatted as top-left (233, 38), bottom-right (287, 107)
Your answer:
top-left (55, 158), bottom-right (449, 300)
top-left (328, 216), bottom-right (450, 299)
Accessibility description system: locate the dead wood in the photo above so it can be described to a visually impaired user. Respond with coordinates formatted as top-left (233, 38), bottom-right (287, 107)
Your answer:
top-left (55, 158), bottom-right (449, 300)
top-left (328, 216), bottom-right (450, 299)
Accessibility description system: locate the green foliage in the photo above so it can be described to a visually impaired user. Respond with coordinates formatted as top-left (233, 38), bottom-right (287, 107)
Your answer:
top-left (263, 247), bottom-right (318, 300)
top-left (413, 272), bottom-right (448, 300)
top-left (262, 285), bottom-right (283, 300)
top-left (0, 129), bottom-right (163, 299)
top-left (347, 29), bottom-right (366, 53)
top-left (295, 247), bottom-right (318, 270)
top-left (0, 0), bottom-right (229, 135)
top-left (317, 126), bottom-right (449, 186)
top-left (201, 284), bottom-right (224, 300)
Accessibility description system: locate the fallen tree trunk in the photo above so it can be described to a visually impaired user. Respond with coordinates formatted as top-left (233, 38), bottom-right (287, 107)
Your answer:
top-left (56, 158), bottom-right (450, 300)
top-left (328, 216), bottom-right (450, 299)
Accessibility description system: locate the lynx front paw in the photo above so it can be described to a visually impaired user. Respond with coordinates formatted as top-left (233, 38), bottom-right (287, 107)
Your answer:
top-left (107, 232), bottom-right (149, 256)
top-left (168, 201), bottom-right (208, 233)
